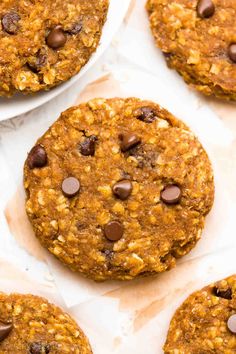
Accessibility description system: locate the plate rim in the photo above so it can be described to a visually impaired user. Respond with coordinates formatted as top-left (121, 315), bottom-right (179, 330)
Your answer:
top-left (0, 0), bottom-right (131, 121)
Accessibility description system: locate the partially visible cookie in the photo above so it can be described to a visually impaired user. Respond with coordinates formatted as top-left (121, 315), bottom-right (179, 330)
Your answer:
top-left (24, 97), bottom-right (214, 281)
top-left (0, 0), bottom-right (108, 96)
top-left (147, 0), bottom-right (236, 100)
top-left (164, 275), bottom-right (236, 353)
top-left (0, 293), bottom-right (92, 353)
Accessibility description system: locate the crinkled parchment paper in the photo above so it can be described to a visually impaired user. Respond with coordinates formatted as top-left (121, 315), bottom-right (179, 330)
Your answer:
top-left (0, 249), bottom-right (235, 353)
top-left (1, 68), bottom-right (235, 310)
top-left (0, 255), bottom-right (133, 354)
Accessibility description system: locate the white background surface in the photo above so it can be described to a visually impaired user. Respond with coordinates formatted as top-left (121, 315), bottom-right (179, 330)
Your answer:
top-left (0, 0), bottom-right (236, 353)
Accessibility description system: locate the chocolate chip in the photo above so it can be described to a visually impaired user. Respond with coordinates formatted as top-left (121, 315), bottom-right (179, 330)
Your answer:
top-left (28, 53), bottom-right (47, 73)
top-left (46, 26), bottom-right (67, 49)
top-left (128, 145), bottom-right (158, 169)
top-left (112, 180), bottom-right (132, 200)
top-left (228, 44), bottom-right (236, 63)
top-left (0, 322), bottom-right (13, 342)
top-left (213, 286), bottom-right (232, 300)
top-left (80, 135), bottom-right (97, 156)
top-left (27, 145), bottom-right (47, 169)
top-left (227, 314), bottom-right (236, 334)
top-left (197, 0), bottom-right (215, 19)
top-left (161, 185), bottom-right (181, 205)
top-left (104, 221), bottom-right (124, 241)
top-left (29, 342), bottom-right (50, 354)
top-left (36, 54), bottom-right (47, 67)
top-left (134, 107), bottom-right (157, 123)
top-left (1, 12), bottom-right (20, 34)
top-left (68, 22), bottom-right (82, 35)
top-left (119, 133), bottom-right (141, 152)
top-left (62, 177), bottom-right (80, 198)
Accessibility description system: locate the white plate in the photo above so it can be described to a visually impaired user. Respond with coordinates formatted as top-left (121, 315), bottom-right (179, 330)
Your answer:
top-left (0, 0), bottom-right (130, 121)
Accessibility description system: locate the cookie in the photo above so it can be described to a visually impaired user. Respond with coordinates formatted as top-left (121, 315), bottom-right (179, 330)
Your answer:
top-left (0, 0), bottom-right (108, 97)
top-left (146, 0), bottom-right (236, 100)
top-left (164, 275), bottom-right (236, 353)
top-left (0, 292), bottom-right (92, 353)
top-left (24, 98), bottom-right (214, 281)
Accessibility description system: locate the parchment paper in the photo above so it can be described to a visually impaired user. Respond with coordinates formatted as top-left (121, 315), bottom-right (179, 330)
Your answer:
top-left (0, 246), bottom-right (235, 353)
top-left (0, 255), bottom-right (134, 354)
top-left (1, 68), bottom-right (235, 309)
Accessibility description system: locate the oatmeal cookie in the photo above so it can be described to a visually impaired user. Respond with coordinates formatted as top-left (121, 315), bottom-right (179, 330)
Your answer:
top-left (146, 0), bottom-right (236, 100)
top-left (0, 292), bottom-right (92, 353)
top-left (164, 275), bottom-right (236, 353)
top-left (24, 98), bottom-right (214, 281)
top-left (0, 0), bottom-right (108, 97)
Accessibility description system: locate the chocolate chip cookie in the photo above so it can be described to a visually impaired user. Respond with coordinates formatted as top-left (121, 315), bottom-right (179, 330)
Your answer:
top-left (147, 0), bottom-right (236, 100)
top-left (24, 98), bottom-right (214, 281)
top-left (0, 292), bottom-right (92, 353)
top-left (0, 0), bottom-right (108, 97)
top-left (164, 275), bottom-right (236, 353)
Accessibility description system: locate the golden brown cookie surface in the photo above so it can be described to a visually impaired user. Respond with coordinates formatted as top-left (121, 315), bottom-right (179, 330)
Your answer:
top-left (0, 293), bottom-right (92, 353)
top-left (24, 98), bottom-right (214, 281)
top-left (0, 0), bottom-right (108, 97)
top-left (164, 275), bottom-right (236, 353)
top-left (146, 0), bottom-right (236, 100)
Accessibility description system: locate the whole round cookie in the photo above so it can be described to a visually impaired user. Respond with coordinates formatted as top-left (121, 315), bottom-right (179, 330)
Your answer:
top-left (0, 293), bottom-right (92, 353)
top-left (24, 98), bottom-right (214, 281)
top-left (0, 0), bottom-right (108, 97)
top-left (146, 0), bottom-right (236, 100)
top-left (164, 275), bottom-right (236, 353)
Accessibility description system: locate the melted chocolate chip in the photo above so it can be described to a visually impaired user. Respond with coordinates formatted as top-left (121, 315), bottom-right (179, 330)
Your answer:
top-left (112, 180), bottom-right (132, 200)
top-left (36, 54), bottom-right (47, 67)
top-left (119, 133), bottom-right (141, 152)
top-left (0, 322), bottom-right (13, 342)
top-left (104, 221), bottom-right (124, 241)
top-left (27, 145), bottom-right (47, 169)
top-left (28, 53), bottom-right (47, 73)
top-left (197, 0), bottom-right (215, 19)
top-left (68, 22), bottom-right (82, 35)
top-left (228, 44), bottom-right (236, 63)
top-left (62, 177), bottom-right (80, 198)
top-left (46, 26), bottom-right (67, 49)
top-left (161, 185), bottom-right (182, 205)
top-left (80, 135), bottom-right (97, 156)
top-left (128, 145), bottom-right (158, 169)
top-left (227, 314), bottom-right (236, 334)
top-left (134, 107), bottom-right (157, 123)
top-left (2, 12), bottom-right (20, 34)
top-left (213, 286), bottom-right (232, 300)
top-left (29, 342), bottom-right (50, 354)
